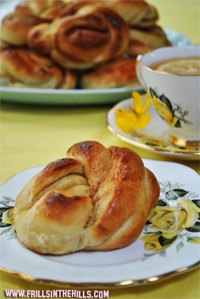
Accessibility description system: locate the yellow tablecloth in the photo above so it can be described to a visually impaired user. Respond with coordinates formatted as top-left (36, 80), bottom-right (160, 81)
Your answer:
top-left (0, 1), bottom-right (200, 298)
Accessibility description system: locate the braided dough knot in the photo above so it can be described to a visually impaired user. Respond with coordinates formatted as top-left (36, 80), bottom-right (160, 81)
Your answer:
top-left (14, 141), bottom-right (159, 254)
top-left (28, 3), bottom-right (129, 69)
top-left (0, 5), bottom-right (42, 46)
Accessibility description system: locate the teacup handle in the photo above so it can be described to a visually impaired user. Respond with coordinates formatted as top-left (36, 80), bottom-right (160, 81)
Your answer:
top-left (136, 55), bottom-right (147, 90)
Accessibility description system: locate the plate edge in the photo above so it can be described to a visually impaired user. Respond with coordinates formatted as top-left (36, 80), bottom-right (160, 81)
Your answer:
top-left (0, 261), bottom-right (199, 289)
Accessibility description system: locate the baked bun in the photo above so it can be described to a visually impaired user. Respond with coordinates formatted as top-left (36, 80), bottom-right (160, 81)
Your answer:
top-left (25, 0), bottom-right (65, 17)
top-left (14, 141), bottom-right (159, 255)
top-left (24, 0), bottom-right (52, 15)
top-left (127, 26), bottom-right (171, 57)
top-left (37, 4), bottom-right (129, 69)
top-left (59, 69), bottom-right (77, 89)
top-left (0, 5), bottom-right (42, 46)
top-left (0, 48), bottom-right (63, 88)
top-left (27, 23), bottom-right (52, 54)
top-left (0, 0), bottom-right (170, 90)
top-left (34, 0), bottom-right (67, 21)
top-left (81, 58), bottom-right (137, 89)
top-left (109, 0), bottom-right (158, 28)
top-left (60, 0), bottom-right (105, 17)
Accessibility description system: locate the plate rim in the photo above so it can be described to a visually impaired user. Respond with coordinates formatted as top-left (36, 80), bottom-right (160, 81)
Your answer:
top-left (0, 261), bottom-right (199, 289)
top-left (0, 86), bottom-right (140, 95)
top-left (0, 161), bottom-right (200, 288)
top-left (107, 98), bottom-right (200, 160)
top-left (0, 86), bottom-right (143, 105)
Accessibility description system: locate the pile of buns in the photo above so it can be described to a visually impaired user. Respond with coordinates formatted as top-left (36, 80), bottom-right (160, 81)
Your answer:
top-left (14, 141), bottom-right (160, 255)
top-left (0, 0), bottom-right (170, 89)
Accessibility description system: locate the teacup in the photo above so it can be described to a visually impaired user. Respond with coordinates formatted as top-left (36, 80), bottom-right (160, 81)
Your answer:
top-left (136, 45), bottom-right (200, 150)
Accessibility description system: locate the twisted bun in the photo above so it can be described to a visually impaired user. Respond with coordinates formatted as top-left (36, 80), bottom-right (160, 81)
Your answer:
top-left (1, 5), bottom-right (42, 46)
top-left (34, 4), bottom-right (129, 69)
top-left (127, 26), bottom-right (171, 57)
top-left (81, 58), bottom-right (137, 89)
top-left (24, 0), bottom-right (67, 20)
top-left (27, 24), bottom-right (52, 54)
top-left (35, 0), bottom-right (67, 21)
top-left (109, 0), bottom-right (158, 28)
top-left (60, 0), bottom-right (105, 17)
top-left (60, 69), bottom-right (77, 89)
top-left (0, 0), bottom-right (170, 89)
top-left (14, 141), bottom-right (159, 255)
top-left (1, 48), bottom-right (63, 88)
top-left (24, 0), bottom-right (52, 15)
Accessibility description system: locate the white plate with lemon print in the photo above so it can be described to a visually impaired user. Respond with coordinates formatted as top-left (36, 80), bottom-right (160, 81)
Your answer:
top-left (0, 161), bottom-right (200, 287)
top-left (107, 94), bottom-right (200, 160)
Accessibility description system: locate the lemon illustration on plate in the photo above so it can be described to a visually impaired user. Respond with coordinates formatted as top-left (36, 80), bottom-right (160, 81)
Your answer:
top-left (0, 207), bottom-right (14, 227)
top-left (152, 97), bottom-right (179, 127)
top-left (149, 87), bottom-right (181, 128)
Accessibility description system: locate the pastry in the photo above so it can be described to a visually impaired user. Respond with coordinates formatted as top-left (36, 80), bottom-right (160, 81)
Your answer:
top-left (24, 0), bottom-right (64, 16)
top-left (30, 3), bottom-right (129, 69)
top-left (39, 1), bottom-right (67, 21)
top-left (0, 48), bottom-right (63, 88)
top-left (27, 23), bottom-right (52, 54)
top-left (0, 5), bottom-right (42, 46)
top-left (14, 141), bottom-right (160, 255)
top-left (60, 0), bottom-right (106, 17)
top-left (127, 26), bottom-right (171, 57)
top-left (0, 0), bottom-right (171, 90)
top-left (59, 69), bottom-right (77, 89)
top-left (24, 0), bottom-right (53, 15)
top-left (109, 0), bottom-right (158, 28)
top-left (25, 0), bottom-right (68, 21)
top-left (81, 58), bottom-right (137, 88)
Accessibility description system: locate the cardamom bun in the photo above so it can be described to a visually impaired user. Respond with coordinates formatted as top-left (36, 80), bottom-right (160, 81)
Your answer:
top-left (14, 141), bottom-right (160, 255)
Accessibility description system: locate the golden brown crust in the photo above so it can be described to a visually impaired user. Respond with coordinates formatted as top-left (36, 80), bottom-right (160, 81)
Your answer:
top-left (89, 146), bottom-right (146, 240)
top-left (0, 5), bottom-right (42, 46)
top-left (60, 0), bottom-right (105, 17)
top-left (31, 158), bottom-right (84, 199)
top-left (127, 26), bottom-right (171, 57)
top-left (49, 5), bottom-right (129, 69)
top-left (27, 23), bottom-right (52, 54)
top-left (59, 69), bottom-right (77, 89)
top-left (109, 0), bottom-right (159, 28)
top-left (81, 58), bottom-right (137, 88)
top-left (85, 145), bottom-right (159, 249)
top-left (1, 0), bottom-right (170, 90)
top-left (14, 141), bottom-right (160, 255)
top-left (67, 141), bottom-right (112, 195)
top-left (24, 0), bottom-right (51, 15)
top-left (0, 48), bottom-right (63, 88)
top-left (38, 193), bottom-right (90, 225)
top-left (38, 0), bottom-right (68, 21)
top-left (25, 0), bottom-right (67, 19)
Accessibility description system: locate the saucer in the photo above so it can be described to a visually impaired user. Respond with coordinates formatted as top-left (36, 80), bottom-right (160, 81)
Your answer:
top-left (107, 98), bottom-right (200, 161)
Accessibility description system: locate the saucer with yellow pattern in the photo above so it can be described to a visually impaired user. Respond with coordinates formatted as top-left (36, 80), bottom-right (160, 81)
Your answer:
top-left (107, 98), bottom-right (200, 161)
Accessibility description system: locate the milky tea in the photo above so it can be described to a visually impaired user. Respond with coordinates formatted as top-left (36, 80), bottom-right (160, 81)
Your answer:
top-left (136, 46), bottom-right (200, 149)
top-left (150, 57), bottom-right (200, 76)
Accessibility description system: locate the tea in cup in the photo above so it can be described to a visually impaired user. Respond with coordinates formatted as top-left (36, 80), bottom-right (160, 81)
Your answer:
top-left (136, 45), bottom-right (200, 150)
